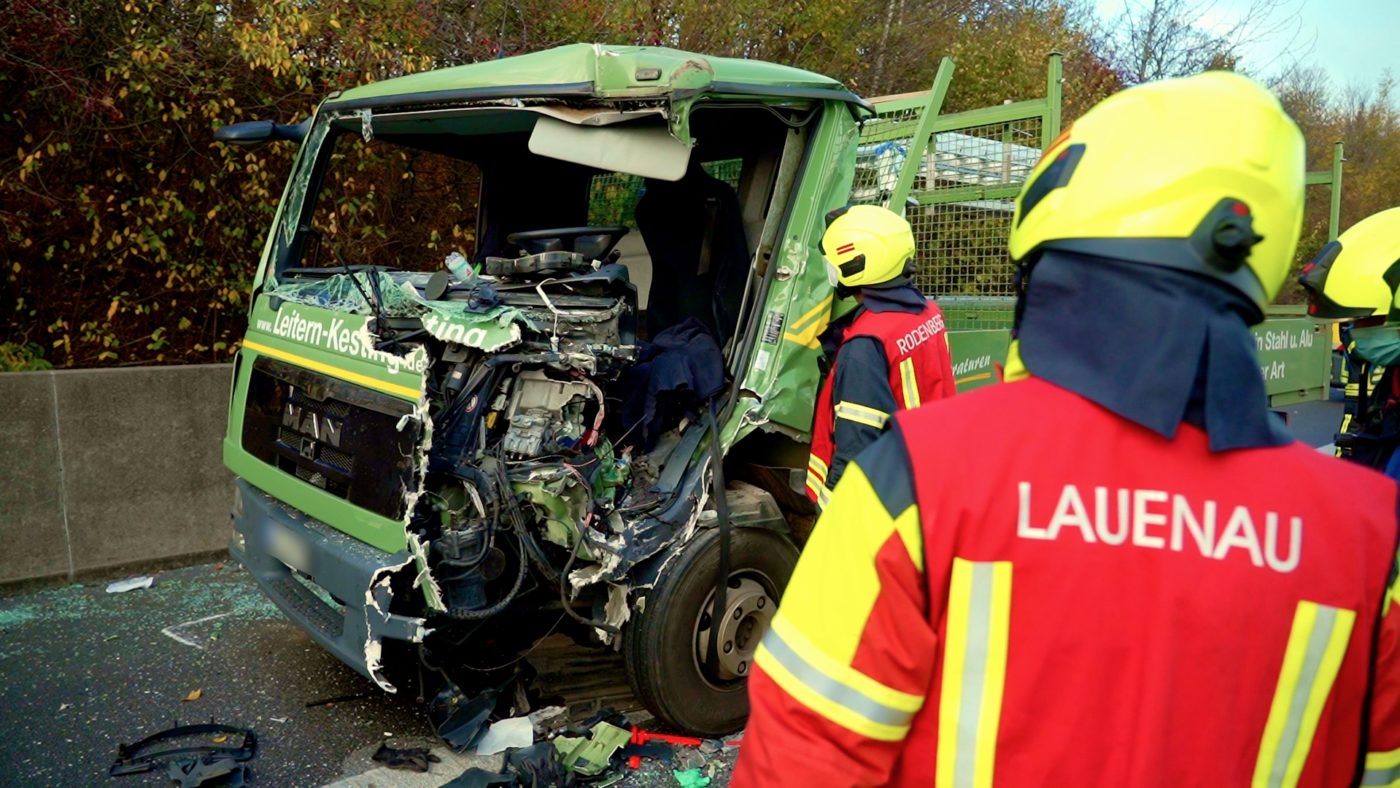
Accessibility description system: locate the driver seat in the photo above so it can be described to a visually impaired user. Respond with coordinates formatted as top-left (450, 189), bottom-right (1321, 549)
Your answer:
top-left (634, 160), bottom-right (749, 342)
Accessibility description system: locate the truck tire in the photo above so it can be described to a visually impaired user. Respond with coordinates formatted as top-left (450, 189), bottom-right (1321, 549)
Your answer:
top-left (624, 526), bottom-right (799, 736)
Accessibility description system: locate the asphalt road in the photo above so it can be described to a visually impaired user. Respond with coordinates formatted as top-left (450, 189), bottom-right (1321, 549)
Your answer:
top-left (0, 563), bottom-right (435, 786)
top-left (0, 563), bottom-right (737, 787)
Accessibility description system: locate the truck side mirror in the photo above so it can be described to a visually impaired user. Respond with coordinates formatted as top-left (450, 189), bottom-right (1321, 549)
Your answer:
top-left (214, 118), bottom-right (311, 146)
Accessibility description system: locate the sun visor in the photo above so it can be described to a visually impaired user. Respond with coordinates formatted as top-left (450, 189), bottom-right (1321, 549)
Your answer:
top-left (528, 115), bottom-right (691, 181)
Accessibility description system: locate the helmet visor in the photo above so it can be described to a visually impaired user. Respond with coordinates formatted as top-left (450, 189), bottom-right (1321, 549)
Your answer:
top-left (1300, 240), bottom-right (1379, 321)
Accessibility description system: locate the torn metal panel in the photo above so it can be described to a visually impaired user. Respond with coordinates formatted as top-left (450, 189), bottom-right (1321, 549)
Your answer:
top-left (363, 562), bottom-right (433, 692)
top-left (600, 583), bottom-right (632, 642)
top-left (399, 388), bottom-right (447, 613)
top-left (363, 570), bottom-right (409, 692)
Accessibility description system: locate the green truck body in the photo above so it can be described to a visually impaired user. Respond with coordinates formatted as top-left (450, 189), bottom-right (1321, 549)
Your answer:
top-left (220, 43), bottom-right (1333, 733)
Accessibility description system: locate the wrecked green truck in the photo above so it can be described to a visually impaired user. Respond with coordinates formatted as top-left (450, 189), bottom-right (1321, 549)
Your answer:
top-left (220, 44), bottom-right (1333, 736)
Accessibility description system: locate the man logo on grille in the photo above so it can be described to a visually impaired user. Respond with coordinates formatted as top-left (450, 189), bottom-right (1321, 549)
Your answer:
top-left (283, 399), bottom-right (344, 448)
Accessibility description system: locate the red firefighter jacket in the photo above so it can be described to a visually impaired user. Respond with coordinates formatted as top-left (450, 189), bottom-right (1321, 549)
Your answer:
top-left (806, 300), bottom-right (955, 508)
top-left (740, 377), bottom-right (1400, 787)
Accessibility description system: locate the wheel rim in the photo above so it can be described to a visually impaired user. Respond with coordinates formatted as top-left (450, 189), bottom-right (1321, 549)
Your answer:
top-left (693, 573), bottom-right (776, 688)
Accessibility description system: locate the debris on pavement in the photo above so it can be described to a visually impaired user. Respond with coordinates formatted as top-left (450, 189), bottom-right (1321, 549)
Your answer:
top-left (553, 720), bottom-right (631, 776)
top-left (506, 742), bottom-right (576, 785)
top-left (672, 767), bottom-right (712, 788)
top-left (475, 716), bottom-right (534, 756)
top-left (430, 684), bottom-right (499, 752)
top-left (161, 613), bottom-right (234, 651)
top-left (525, 705), bottom-right (569, 736)
top-left (105, 576), bottom-right (154, 594)
top-left (620, 740), bottom-right (674, 770)
top-left (183, 689), bottom-right (203, 702)
top-left (306, 692), bottom-right (372, 708)
top-left (429, 700), bottom-right (720, 786)
top-left (674, 747), bottom-right (706, 772)
top-left (165, 754), bottom-right (252, 787)
top-left (109, 722), bottom-right (257, 787)
top-left (371, 741), bottom-right (442, 772)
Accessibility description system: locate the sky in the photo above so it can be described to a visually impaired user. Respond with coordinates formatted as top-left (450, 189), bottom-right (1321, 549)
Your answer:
top-left (1092, 0), bottom-right (1400, 91)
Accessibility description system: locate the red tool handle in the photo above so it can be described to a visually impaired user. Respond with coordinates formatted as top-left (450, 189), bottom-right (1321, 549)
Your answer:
top-left (629, 726), bottom-right (704, 747)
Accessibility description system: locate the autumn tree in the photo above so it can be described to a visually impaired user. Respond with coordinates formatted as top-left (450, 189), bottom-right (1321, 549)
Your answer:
top-left (2, 0), bottom-right (1390, 368)
top-left (1273, 65), bottom-right (1400, 302)
top-left (1104, 0), bottom-right (1306, 83)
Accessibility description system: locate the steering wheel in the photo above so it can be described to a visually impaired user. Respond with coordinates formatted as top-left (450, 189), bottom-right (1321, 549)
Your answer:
top-left (507, 226), bottom-right (630, 260)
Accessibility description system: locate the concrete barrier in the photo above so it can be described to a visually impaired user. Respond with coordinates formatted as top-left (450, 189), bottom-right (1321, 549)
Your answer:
top-left (0, 364), bottom-right (234, 586)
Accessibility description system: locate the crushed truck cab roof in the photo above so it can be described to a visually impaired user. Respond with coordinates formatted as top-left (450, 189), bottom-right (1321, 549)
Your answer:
top-left (324, 43), bottom-right (871, 113)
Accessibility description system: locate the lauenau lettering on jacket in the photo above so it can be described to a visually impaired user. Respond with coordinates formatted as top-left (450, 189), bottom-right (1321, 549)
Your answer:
top-left (894, 313), bottom-right (947, 355)
top-left (1016, 481), bottom-right (1302, 573)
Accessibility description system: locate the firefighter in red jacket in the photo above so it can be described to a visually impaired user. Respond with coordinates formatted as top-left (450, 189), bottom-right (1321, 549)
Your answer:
top-left (737, 72), bottom-right (1400, 786)
top-left (805, 205), bottom-right (956, 509)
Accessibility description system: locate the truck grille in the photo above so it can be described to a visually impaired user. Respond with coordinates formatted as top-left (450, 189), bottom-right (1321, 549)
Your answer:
top-left (241, 355), bottom-right (419, 521)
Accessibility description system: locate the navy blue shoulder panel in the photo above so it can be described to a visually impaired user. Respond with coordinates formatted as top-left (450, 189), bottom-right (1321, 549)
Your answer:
top-left (853, 422), bottom-right (917, 520)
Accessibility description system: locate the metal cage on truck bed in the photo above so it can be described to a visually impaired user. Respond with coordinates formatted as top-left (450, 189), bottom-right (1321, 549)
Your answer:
top-left (856, 54), bottom-right (1343, 406)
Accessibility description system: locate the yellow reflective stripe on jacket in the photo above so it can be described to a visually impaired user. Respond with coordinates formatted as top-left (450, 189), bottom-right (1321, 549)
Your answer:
top-left (756, 614), bottom-right (925, 741)
top-left (806, 456), bottom-right (832, 508)
top-left (773, 460), bottom-right (924, 693)
top-left (1253, 601), bottom-right (1356, 788)
top-left (1364, 747), bottom-right (1400, 787)
top-left (936, 559), bottom-right (1013, 788)
top-left (805, 473), bottom-right (832, 509)
top-left (834, 401), bottom-right (890, 429)
top-left (899, 357), bottom-right (921, 408)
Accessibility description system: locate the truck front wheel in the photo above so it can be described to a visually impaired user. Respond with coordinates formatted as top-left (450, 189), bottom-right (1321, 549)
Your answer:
top-left (623, 526), bottom-right (799, 736)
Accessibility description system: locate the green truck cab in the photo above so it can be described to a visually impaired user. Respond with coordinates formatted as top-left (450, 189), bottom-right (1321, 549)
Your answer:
top-left (220, 43), bottom-right (1333, 736)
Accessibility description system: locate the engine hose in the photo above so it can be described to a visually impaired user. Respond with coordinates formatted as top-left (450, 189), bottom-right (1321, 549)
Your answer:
top-left (493, 459), bottom-right (561, 583)
top-left (559, 536), bottom-right (620, 635)
top-left (703, 403), bottom-right (732, 680)
top-left (436, 476), bottom-right (498, 573)
top-left (444, 530), bottom-right (528, 621)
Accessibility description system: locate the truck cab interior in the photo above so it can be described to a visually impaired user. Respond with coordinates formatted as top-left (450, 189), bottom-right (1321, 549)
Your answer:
top-left (288, 101), bottom-right (798, 351)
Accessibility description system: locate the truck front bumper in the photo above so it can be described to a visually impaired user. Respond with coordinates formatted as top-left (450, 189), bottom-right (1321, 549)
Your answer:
top-left (229, 477), bottom-right (428, 691)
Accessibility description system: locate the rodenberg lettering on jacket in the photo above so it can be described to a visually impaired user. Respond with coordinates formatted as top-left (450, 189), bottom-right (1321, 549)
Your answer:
top-left (893, 313), bottom-right (946, 355)
top-left (1016, 482), bottom-right (1302, 573)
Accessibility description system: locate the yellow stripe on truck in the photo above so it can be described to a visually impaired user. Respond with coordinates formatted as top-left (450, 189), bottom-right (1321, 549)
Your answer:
top-left (242, 338), bottom-right (422, 400)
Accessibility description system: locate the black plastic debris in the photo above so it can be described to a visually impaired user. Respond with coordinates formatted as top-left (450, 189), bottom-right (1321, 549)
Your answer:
top-left (109, 721), bottom-right (256, 787)
top-left (619, 740), bottom-right (675, 765)
top-left (506, 742), bottom-right (576, 786)
top-left (371, 741), bottom-right (442, 773)
top-left (165, 755), bottom-right (251, 787)
top-left (429, 684), bottom-right (499, 751)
